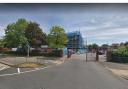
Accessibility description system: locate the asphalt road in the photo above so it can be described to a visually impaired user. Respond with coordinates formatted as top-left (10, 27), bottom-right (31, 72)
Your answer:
top-left (0, 57), bottom-right (128, 89)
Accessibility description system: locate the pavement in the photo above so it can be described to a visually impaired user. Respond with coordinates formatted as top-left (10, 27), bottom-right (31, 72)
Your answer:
top-left (0, 56), bottom-right (65, 75)
top-left (0, 54), bottom-right (128, 89)
top-left (0, 56), bottom-right (64, 66)
top-left (100, 61), bottom-right (128, 79)
top-left (0, 53), bottom-right (96, 66)
top-left (95, 53), bottom-right (128, 79)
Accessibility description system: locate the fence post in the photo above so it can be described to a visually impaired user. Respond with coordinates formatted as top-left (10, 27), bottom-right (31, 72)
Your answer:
top-left (106, 48), bottom-right (112, 61)
top-left (96, 49), bottom-right (99, 61)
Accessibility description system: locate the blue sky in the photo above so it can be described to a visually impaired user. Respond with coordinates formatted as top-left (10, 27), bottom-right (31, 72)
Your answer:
top-left (0, 4), bottom-right (128, 45)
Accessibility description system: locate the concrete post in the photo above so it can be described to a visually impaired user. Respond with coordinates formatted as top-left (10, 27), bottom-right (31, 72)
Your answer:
top-left (106, 48), bottom-right (112, 61)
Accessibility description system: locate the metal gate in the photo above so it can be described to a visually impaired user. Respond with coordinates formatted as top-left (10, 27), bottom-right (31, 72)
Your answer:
top-left (86, 52), bottom-right (96, 62)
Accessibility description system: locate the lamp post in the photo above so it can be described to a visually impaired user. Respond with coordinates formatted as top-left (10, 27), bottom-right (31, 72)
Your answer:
top-left (86, 38), bottom-right (88, 62)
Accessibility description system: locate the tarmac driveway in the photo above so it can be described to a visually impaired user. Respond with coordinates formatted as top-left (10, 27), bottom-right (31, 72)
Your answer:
top-left (0, 58), bottom-right (128, 89)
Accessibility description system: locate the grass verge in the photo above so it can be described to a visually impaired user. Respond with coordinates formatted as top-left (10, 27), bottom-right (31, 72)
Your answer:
top-left (14, 62), bottom-right (45, 68)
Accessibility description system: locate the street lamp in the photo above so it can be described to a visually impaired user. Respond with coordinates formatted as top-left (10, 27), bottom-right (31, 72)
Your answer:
top-left (86, 38), bottom-right (88, 62)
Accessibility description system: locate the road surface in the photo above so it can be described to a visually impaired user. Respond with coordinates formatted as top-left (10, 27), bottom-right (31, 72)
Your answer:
top-left (0, 54), bottom-right (128, 89)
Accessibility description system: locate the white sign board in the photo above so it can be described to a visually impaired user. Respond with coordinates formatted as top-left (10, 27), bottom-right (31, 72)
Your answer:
top-left (41, 45), bottom-right (48, 48)
top-left (12, 48), bottom-right (17, 51)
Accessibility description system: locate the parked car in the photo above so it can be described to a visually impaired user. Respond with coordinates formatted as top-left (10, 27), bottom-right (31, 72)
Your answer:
top-left (98, 51), bottom-right (104, 55)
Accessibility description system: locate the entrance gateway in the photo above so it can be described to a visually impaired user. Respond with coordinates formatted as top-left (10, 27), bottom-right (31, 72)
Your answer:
top-left (67, 47), bottom-right (97, 61)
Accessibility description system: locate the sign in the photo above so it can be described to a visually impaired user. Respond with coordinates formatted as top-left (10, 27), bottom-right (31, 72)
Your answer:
top-left (12, 48), bottom-right (17, 51)
top-left (41, 45), bottom-right (48, 48)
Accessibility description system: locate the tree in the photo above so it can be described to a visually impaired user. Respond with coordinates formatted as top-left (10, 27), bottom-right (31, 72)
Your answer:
top-left (101, 44), bottom-right (109, 50)
top-left (111, 43), bottom-right (119, 49)
top-left (0, 39), bottom-right (5, 48)
top-left (25, 22), bottom-right (47, 47)
top-left (4, 18), bottom-right (28, 48)
top-left (47, 25), bottom-right (68, 49)
top-left (87, 43), bottom-right (98, 51)
top-left (87, 44), bottom-right (93, 51)
top-left (124, 41), bottom-right (128, 46)
top-left (120, 42), bottom-right (124, 46)
top-left (91, 43), bottom-right (98, 50)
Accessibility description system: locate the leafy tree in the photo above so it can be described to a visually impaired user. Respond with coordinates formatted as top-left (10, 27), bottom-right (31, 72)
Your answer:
top-left (0, 39), bottom-right (5, 47)
top-left (4, 18), bottom-right (28, 48)
top-left (120, 42), bottom-right (124, 46)
top-left (25, 22), bottom-right (47, 47)
top-left (111, 43), bottom-right (119, 49)
top-left (47, 25), bottom-right (68, 49)
top-left (87, 43), bottom-right (98, 52)
top-left (124, 41), bottom-right (128, 46)
top-left (101, 44), bottom-right (109, 50)
top-left (87, 44), bottom-right (93, 51)
top-left (91, 43), bottom-right (98, 49)
top-left (88, 44), bottom-right (98, 50)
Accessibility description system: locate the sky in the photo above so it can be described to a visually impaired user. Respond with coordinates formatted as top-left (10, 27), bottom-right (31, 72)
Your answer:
top-left (0, 4), bottom-right (128, 45)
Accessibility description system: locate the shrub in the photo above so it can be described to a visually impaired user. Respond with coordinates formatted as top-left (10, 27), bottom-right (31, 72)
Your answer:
top-left (3, 48), bottom-right (63, 57)
top-left (41, 49), bottom-right (63, 57)
top-left (112, 46), bottom-right (128, 57)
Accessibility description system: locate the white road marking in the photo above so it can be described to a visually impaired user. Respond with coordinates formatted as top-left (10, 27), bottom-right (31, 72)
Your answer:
top-left (0, 67), bottom-right (6, 71)
top-left (0, 66), bottom-right (50, 77)
top-left (0, 61), bottom-right (64, 77)
top-left (17, 68), bottom-right (20, 73)
top-left (35, 68), bottom-right (39, 70)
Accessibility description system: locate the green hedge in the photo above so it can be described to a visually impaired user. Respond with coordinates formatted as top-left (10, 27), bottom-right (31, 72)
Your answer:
top-left (3, 49), bottom-right (63, 57)
top-left (112, 46), bottom-right (128, 57)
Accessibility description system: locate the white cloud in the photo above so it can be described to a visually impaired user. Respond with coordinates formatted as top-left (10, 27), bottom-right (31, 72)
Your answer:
top-left (91, 28), bottom-right (128, 37)
top-left (64, 15), bottom-right (128, 45)
top-left (1, 4), bottom-right (128, 45)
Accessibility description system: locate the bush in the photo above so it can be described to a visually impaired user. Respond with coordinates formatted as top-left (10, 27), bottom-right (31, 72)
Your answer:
top-left (111, 46), bottom-right (128, 63)
top-left (112, 46), bottom-right (128, 57)
top-left (30, 50), bottom-right (43, 56)
top-left (3, 48), bottom-right (63, 57)
top-left (52, 49), bottom-right (63, 57)
top-left (40, 49), bottom-right (63, 57)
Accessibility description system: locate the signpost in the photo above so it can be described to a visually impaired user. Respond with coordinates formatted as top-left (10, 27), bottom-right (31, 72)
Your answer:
top-left (27, 44), bottom-right (30, 58)
top-left (26, 42), bottom-right (30, 62)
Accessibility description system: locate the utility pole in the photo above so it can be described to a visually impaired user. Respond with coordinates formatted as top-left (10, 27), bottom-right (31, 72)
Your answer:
top-left (86, 38), bottom-right (87, 62)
